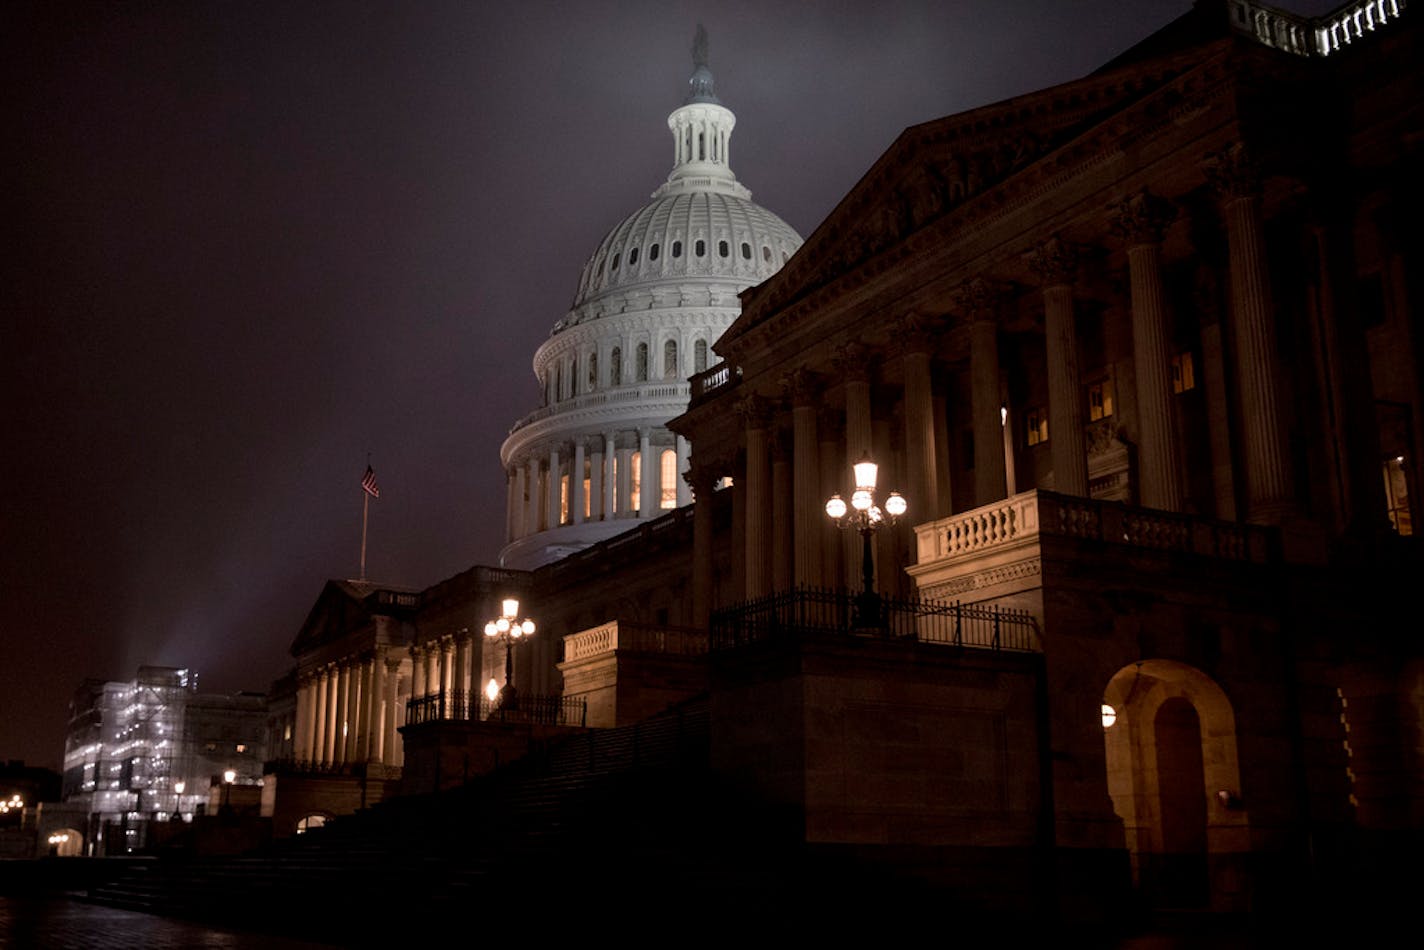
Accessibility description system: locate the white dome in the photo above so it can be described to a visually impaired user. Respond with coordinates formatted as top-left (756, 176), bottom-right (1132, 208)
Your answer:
top-left (497, 30), bottom-right (803, 571)
top-left (570, 188), bottom-right (801, 314)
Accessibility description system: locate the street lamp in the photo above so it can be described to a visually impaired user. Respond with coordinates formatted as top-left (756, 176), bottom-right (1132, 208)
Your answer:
top-left (484, 598), bottom-right (535, 710)
top-left (172, 780), bottom-right (185, 822)
top-left (826, 455), bottom-right (907, 628)
top-left (221, 770), bottom-right (235, 815)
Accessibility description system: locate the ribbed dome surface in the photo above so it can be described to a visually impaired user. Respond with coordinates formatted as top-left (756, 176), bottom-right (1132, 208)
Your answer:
top-left (572, 188), bottom-right (802, 309)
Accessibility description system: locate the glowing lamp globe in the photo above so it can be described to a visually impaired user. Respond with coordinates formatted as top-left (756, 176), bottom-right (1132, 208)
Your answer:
top-left (825, 495), bottom-right (847, 519)
top-left (885, 492), bottom-right (907, 517)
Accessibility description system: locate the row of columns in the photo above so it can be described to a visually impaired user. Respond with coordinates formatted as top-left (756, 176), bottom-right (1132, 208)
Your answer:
top-left (408, 631), bottom-right (477, 707)
top-left (688, 141), bottom-right (1292, 622)
top-left (294, 650), bottom-right (404, 769)
top-left (506, 430), bottom-right (692, 542)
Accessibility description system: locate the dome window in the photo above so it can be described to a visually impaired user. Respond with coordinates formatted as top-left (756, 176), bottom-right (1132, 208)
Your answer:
top-left (649, 243), bottom-right (660, 261)
top-left (741, 242), bottom-right (751, 260)
top-left (611, 347), bottom-right (622, 386)
top-left (636, 343), bottom-right (649, 382)
top-left (694, 339), bottom-right (708, 373)
top-left (695, 240), bottom-right (706, 257)
top-left (630, 247), bottom-right (639, 265)
top-left (588, 353), bottom-right (598, 391)
top-left (762, 245), bottom-right (771, 262)
top-left (611, 253), bottom-right (620, 271)
top-left (672, 240), bottom-right (682, 258)
top-left (664, 339), bottom-right (678, 379)
top-left (718, 240), bottom-right (729, 258)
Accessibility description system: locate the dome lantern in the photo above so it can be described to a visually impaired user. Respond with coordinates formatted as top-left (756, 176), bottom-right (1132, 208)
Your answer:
top-left (666, 26), bottom-right (737, 188)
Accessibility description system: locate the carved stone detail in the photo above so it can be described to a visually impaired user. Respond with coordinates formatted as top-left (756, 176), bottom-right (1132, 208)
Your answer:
top-left (1109, 189), bottom-right (1176, 246)
top-left (780, 368), bottom-right (821, 407)
top-left (954, 277), bottom-right (1010, 323)
top-left (1202, 141), bottom-right (1260, 201)
top-left (735, 392), bottom-right (774, 430)
top-left (1024, 235), bottom-right (1082, 287)
top-left (832, 340), bottom-right (872, 382)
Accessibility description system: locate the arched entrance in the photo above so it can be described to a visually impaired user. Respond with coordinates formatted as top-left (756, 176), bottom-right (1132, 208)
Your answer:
top-left (46, 828), bottom-right (84, 857)
top-left (1102, 659), bottom-right (1250, 910)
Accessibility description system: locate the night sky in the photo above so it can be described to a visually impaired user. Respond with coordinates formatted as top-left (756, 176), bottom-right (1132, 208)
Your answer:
top-left (5, 1), bottom-right (1337, 771)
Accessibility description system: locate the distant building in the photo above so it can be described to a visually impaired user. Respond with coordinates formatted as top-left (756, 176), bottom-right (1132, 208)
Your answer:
top-left (62, 666), bottom-right (266, 855)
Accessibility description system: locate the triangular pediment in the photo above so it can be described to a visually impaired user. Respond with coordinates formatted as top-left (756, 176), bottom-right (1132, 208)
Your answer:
top-left (728, 46), bottom-right (1212, 342)
top-left (288, 579), bottom-right (420, 659)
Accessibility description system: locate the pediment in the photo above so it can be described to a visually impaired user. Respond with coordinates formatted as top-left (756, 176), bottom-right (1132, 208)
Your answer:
top-left (288, 580), bottom-right (380, 659)
top-left (731, 52), bottom-right (1205, 339)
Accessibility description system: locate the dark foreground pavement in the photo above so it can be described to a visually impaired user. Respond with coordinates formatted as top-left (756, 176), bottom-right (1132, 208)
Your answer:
top-left (0, 897), bottom-right (337, 950)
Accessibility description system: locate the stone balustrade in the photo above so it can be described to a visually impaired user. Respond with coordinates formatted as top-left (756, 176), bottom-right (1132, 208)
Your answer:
top-left (1226, 0), bottom-right (1406, 57)
top-left (914, 490), bottom-right (1274, 566)
top-left (508, 381), bottom-right (692, 435)
top-left (562, 620), bottom-right (709, 663)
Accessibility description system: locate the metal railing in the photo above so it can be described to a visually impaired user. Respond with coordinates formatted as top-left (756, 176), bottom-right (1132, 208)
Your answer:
top-left (405, 690), bottom-right (587, 728)
top-left (689, 361), bottom-right (741, 405)
top-left (710, 586), bottom-right (1040, 653)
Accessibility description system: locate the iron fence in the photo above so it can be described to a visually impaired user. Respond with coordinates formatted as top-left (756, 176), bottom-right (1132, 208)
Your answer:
top-left (710, 586), bottom-right (1040, 653)
top-left (404, 690), bottom-right (586, 728)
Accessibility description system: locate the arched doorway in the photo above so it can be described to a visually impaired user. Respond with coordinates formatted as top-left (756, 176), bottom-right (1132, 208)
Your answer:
top-left (45, 828), bottom-right (84, 857)
top-left (1102, 659), bottom-right (1250, 910)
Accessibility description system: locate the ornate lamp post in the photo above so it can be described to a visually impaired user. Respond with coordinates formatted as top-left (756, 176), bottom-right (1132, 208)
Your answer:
top-left (826, 455), bottom-right (906, 628)
top-left (220, 770), bottom-right (236, 815)
top-left (171, 780), bottom-right (185, 822)
top-left (484, 598), bottom-right (535, 710)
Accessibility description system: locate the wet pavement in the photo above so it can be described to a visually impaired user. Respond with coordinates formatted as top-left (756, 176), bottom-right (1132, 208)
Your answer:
top-left (0, 896), bottom-right (338, 949)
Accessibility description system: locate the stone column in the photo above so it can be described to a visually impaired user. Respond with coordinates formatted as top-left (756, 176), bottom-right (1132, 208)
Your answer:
top-left (546, 444), bottom-right (562, 528)
top-left (898, 315), bottom-right (940, 519)
top-left (1027, 236), bottom-right (1089, 497)
top-left (505, 469), bottom-right (516, 543)
top-left (675, 435), bottom-right (691, 506)
top-left (571, 440), bottom-right (586, 524)
top-left (313, 668), bottom-right (329, 765)
top-left (511, 466), bottom-right (526, 540)
top-left (785, 369), bottom-right (822, 587)
top-left (771, 426), bottom-right (793, 592)
top-left (293, 675), bottom-right (310, 762)
top-left (383, 656), bottom-right (402, 765)
top-left (370, 652), bottom-right (386, 764)
top-left (326, 666), bottom-right (342, 765)
top-left (959, 279), bottom-right (1008, 506)
top-left (356, 655), bottom-right (374, 761)
top-left (589, 441), bottom-right (605, 520)
top-left (818, 408), bottom-right (845, 588)
top-left (688, 464), bottom-right (718, 628)
top-left (1111, 189), bottom-right (1183, 512)
top-left (524, 456), bottom-right (539, 535)
top-left (604, 432), bottom-right (618, 518)
top-left (639, 428), bottom-right (655, 518)
top-left (410, 646), bottom-right (426, 703)
top-left (739, 393), bottom-right (774, 599)
top-left (332, 664), bottom-right (349, 765)
top-left (835, 343), bottom-right (873, 466)
top-left (1204, 143), bottom-right (1292, 523)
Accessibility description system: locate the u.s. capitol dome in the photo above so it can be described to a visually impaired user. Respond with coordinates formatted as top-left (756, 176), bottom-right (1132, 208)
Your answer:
top-left (498, 30), bottom-right (803, 570)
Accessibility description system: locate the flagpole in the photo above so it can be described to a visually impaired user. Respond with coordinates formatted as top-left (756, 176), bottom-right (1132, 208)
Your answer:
top-left (360, 489), bottom-right (370, 582)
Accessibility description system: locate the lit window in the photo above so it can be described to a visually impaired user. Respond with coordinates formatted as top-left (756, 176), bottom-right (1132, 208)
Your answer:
top-left (235, 744), bottom-right (246, 753)
top-left (660, 449), bottom-right (677, 509)
top-left (1088, 379), bottom-right (1114, 421)
top-left (664, 339), bottom-right (678, 379)
top-left (583, 474), bottom-right (592, 519)
top-left (283, 725), bottom-right (291, 741)
top-left (1026, 408), bottom-right (1048, 446)
top-left (1171, 352), bottom-right (1196, 394)
top-left (560, 475), bottom-right (570, 525)
top-left (630, 451), bottom-right (641, 513)
top-left (1383, 456), bottom-right (1412, 536)
top-left (611, 456), bottom-right (618, 514)
top-left (695, 239), bottom-right (706, 257)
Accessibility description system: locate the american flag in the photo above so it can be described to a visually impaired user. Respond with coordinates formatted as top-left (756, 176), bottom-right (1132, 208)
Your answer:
top-left (361, 465), bottom-right (380, 498)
